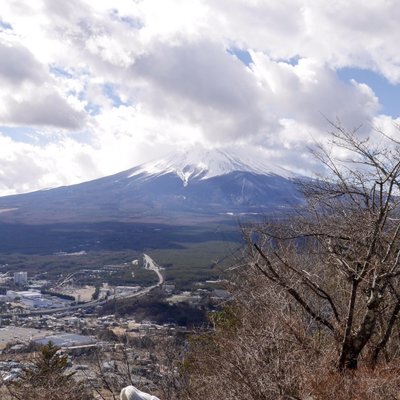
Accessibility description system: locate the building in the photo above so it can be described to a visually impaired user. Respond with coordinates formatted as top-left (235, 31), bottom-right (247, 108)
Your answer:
top-left (14, 272), bottom-right (27, 286)
top-left (162, 284), bottom-right (175, 294)
top-left (33, 333), bottom-right (95, 348)
top-left (5, 290), bottom-right (73, 309)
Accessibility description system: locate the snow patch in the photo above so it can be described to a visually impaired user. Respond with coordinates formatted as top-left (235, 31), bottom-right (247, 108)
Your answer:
top-left (128, 146), bottom-right (297, 185)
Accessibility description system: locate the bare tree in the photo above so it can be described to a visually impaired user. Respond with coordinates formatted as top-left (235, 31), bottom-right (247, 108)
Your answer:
top-left (180, 264), bottom-right (319, 400)
top-left (247, 125), bottom-right (400, 371)
top-left (176, 127), bottom-right (400, 400)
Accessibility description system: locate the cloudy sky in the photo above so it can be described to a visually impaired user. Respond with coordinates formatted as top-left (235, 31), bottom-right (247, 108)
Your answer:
top-left (0, 0), bottom-right (399, 195)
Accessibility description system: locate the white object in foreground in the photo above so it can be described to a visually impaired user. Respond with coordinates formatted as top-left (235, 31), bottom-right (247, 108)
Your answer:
top-left (120, 385), bottom-right (160, 400)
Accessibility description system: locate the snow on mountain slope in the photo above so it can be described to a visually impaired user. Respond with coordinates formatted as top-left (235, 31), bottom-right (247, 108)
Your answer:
top-left (128, 146), bottom-right (296, 186)
top-left (0, 145), bottom-right (304, 224)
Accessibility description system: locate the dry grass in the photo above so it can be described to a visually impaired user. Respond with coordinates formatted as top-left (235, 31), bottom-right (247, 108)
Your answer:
top-left (177, 265), bottom-right (400, 400)
top-left (305, 362), bottom-right (400, 400)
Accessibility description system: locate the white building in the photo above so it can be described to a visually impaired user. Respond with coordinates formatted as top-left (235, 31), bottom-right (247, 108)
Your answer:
top-left (14, 272), bottom-right (27, 286)
top-left (6, 290), bottom-right (41, 300)
top-left (6, 290), bottom-right (51, 309)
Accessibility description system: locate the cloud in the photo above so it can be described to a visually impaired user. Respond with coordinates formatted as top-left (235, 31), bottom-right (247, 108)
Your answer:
top-left (3, 92), bottom-right (85, 129)
top-left (250, 55), bottom-right (379, 132)
top-left (0, 133), bottom-right (103, 195)
top-left (130, 37), bottom-right (379, 147)
top-left (0, 42), bottom-right (44, 84)
top-left (0, 0), bottom-right (398, 195)
top-left (131, 40), bottom-right (277, 142)
top-left (205, 0), bottom-right (400, 83)
top-left (0, 41), bottom-right (86, 129)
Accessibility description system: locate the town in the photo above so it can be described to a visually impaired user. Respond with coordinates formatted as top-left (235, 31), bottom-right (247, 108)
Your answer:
top-left (0, 253), bottom-right (227, 397)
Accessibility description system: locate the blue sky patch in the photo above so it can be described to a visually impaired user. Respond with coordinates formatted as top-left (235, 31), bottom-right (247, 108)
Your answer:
top-left (0, 126), bottom-right (45, 145)
top-left (280, 55), bottom-right (301, 66)
top-left (85, 103), bottom-right (101, 116)
top-left (110, 9), bottom-right (143, 29)
top-left (337, 67), bottom-right (400, 117)
top-left (0, 20), bottom-right (12, 30)
top-left (49, 65), bottom-right (74, 79)
top-left (227, 48), bottom-right (253, 67)
top-left (102, 83), bottom-right (126, 107)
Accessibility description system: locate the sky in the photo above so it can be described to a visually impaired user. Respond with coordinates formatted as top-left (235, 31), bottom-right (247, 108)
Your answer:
top-left (0, 0), bottom-right (400, 195)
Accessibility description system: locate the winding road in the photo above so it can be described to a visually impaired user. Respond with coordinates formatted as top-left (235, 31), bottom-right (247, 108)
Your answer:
top-left (143, 253), bottom-right (164, 287)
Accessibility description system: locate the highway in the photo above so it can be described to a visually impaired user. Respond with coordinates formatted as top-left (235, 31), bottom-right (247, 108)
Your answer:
top-left (0, 254), bottom-right (164, 318)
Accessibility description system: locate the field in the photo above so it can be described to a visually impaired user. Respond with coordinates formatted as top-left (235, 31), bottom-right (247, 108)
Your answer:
top-left (0, 221), bottom-right (243, 288)
top-left (148, 240), bottom-right (243, 289)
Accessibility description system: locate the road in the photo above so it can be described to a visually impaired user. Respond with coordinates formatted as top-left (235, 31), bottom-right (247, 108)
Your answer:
top-left (143, 253), bottom-right (164, 287)
top-left (0, 254), bottom-right (164, 318)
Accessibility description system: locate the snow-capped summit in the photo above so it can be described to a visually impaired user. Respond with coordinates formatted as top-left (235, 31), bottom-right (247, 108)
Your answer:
top-left (128, 145), bottom-right (295, 186)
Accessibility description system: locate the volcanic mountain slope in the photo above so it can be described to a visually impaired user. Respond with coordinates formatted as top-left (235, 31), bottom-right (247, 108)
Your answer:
top-left (0, 147), bottom-right (304, 224)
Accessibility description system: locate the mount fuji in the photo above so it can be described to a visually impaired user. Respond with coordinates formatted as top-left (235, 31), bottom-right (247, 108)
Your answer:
top-left (0, 146), bottom-right (304, 224)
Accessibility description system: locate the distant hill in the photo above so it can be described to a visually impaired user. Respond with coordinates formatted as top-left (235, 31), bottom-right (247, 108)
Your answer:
top-left (0, 146), bottom-right (304, 224)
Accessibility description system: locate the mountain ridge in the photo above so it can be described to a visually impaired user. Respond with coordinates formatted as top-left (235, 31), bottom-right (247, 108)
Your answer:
top-left (127, 146), bottom-right (297, 186)
top-left (0, 146), bottom-right (303, 224)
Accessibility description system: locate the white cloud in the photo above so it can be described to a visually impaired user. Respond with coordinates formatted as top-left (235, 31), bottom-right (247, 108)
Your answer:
top-left (0, 41), bottom-right (86, 129)
top-left (130, 40), bottom-right (277, 143)
top-left (0, 0), bottom-right (398, 195)
top-left (250, 55), bottom-right (379, 132)
top-left (2, 90), bottom-right (86, 129)
top-left (0, 42), bottom-right (44, 84)
top-left (0, 129), bottom-right (121, 196)
top-left (205, 0), bottom-right (400, 82)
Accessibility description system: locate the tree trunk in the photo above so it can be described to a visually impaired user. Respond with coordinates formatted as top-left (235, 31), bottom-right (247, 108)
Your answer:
top-left (338, 298), bottom-right (379, 371)
top-left (370, 300), bottom-right (400, 368)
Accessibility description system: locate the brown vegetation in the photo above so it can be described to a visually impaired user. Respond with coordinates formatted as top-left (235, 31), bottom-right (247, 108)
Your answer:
top-left (178, 128), bottom-right (400, 399)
